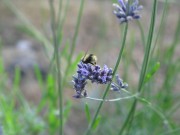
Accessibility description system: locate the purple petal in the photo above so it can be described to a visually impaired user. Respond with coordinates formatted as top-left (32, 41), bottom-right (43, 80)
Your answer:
top-left (118, 0), bottom-right (126, 9)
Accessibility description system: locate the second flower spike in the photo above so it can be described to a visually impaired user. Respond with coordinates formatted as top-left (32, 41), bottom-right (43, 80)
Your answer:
top-left (113, 0), bottom-right (143, 24)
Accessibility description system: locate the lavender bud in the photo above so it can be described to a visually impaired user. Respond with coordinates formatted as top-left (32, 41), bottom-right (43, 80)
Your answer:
top-left (111, 74), bottom-right (128, 91)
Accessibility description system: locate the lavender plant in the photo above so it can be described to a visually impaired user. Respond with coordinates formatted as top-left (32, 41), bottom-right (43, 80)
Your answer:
top-left (85, 0), bottom-right (143, 134)
top-left (1, 0), bottom-right (179, 135)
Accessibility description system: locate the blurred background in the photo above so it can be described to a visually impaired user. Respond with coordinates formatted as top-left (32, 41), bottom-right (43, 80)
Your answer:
top-left (0, 0), bottom-right (180, 135)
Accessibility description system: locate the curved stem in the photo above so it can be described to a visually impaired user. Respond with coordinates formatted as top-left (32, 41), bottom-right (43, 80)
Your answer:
top-left (85, 93), bottom-right (139, 102)
top-left (85, 23), bottom-right (128, 135)
top-left (137, 97), bottom-right (171, 130)
top-left (85, 89), bottom-right (171, 131)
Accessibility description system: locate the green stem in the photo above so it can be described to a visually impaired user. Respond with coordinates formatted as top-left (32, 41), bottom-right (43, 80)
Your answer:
top-left (118, 0), bottom-right (158, 134)
top-left (137, 97), bottom-right (171, 130)
top-left (151, 0), bottom-right (169, 57)
top-left (85, 23), bottom-right (128, 135)
top-left (118, 99), bottom-right (137, 135)
top-left (57, 0), bottom-right (63, 26)
top-left (49, 0), bottom-right (70, 72)
top-left (49, 0), bottom-right (63, 134)
top-left (137, 20), bottom-right (146, 48)
top-left (62, 0), bottom-right (85, 87)
top-left (57, 0), bottom-right (70, 45)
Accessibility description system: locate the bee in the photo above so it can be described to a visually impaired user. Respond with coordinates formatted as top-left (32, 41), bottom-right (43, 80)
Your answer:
top-left (81, 53), bottom-right (97, 66)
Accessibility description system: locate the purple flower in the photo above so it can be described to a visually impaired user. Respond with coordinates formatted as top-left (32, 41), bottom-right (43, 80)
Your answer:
top-left (72, 74), bottom-right (87, 98)
top-left (72, 61), bottom-right (128, 98)
top-left (111, 75), bottom-right (128, 91)
top-left (77, 62), bottom-right (91, 77)
top-left (97, 65), bottom-right (113, 84)
top-left (72, 62), bottom-right (113, 98)
top-left (113, 0), bottom-right (143, 23)
top-left (77, 62), bottom-right (113, 84)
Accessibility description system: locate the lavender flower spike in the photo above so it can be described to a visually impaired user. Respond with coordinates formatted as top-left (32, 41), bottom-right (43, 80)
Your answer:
top-left (113, 0), bottom-right (143, 24)
top-left (77, 61), bottom-right (113, 84)
top-left (72, 61), bottom-right (113, 98)
top-left (111, 74), bottom-right (128, 91)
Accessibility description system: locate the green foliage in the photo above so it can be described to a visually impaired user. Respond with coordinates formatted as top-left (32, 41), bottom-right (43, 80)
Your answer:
top-left (85, 103), bottom-right (91, 124)
top-left (144, 62), bottom-right (160, 84)
top-left (92, 115), bottom-right (101, 131)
